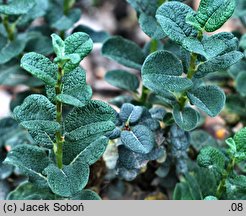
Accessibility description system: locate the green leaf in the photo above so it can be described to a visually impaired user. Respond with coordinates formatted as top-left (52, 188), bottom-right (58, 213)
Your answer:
top-left (71, 189), bottom-right (101, 200)
top-left (183, 32), bottom-right (239, 59)
top-left (188, 0), bottom-right (237, 32)
top-left (173, 106), bottom-right (200, 131)
top-left (3, 145), bottom-right (49, 182)
top-left (105, 70), bottom-right (139, 92)
top-left (195, 51), bottom-right (244, 78)
top-left (13, 94), bottom-right (59, 133)
top-left (13, 94), bottom-right (56, 122)
top-left (226, 175), bottom-right (246, 200)
top-left (233, 127), bottom-right (246, 160)
top-left (20, 120), bottom-right (60, 133)
top-left (187, 85), bottom-right (225, 117)
top-left (66, 122), bottom-right (115, 141)
top-left (17, 0), bottom-right (49, 27)
top-left (236, 71), bottom-right (246, 97)
top-left (7, 182), bottom-right (59, 200)
top-left (63, 136), bottom-right (109, 166)
top-left (44, 163), bottom-right (89, 197)
top-left (121, 125), bottom-right (154, 154)
top-left (51, 34), bottom-right (64, 58)
top-left (127, 0), bottom-right (166, 39)
top-left (119, 103), bottom-right (143, 124)
top-left (190, 130), bottom-right (217, 151)
top-left (73, 25), bottom-right (109, 43)
top-left (46, 67), bottom-right (92, 107)
top-left (63, 32), bottom-right (93, 73)
top-left (0, 0), bottom-right (36, 15)
top-left (0, 40), bottom-right (26, 64)
top-left (142, 51), bottom-right (193, 93)
top-left (156, 2), bottom-right (197, 45)
top-left (65, 100), bottom-right (116, 133)
top-left (25, 34), bottom-right (53, 56)
top-left (51, 8), bottom-right (81, 31)
top-left (173, 182), bottom-right (194, 200)
top-left (228, 60), bottom-right (246, 79)
top-left (20, 52), bottom-right (57, 86)
top-left (197, 146), bottom-right (225, 172)
top-left (102, 36), bottom-right (145, 70)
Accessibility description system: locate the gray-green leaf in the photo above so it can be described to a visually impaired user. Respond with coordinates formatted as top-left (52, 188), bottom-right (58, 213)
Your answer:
top-left (173, 106), bottom-right (200, 131)
top-left (156, 2), bottom-right (197, 45)
top-left (105, 70), bottom-right (139, 92)
top-left (142, 51), bottom-right (193, 93)
top-left (20, 52), bottom-right (57, 86)
top-left (121, 125), bottom-right (155, 154)
top-left (102, 36), bottom-right (145, 70)
top-left (0, 0), bottom-right (36, 15)
top-left (187, 85), bottom-right (225, 117)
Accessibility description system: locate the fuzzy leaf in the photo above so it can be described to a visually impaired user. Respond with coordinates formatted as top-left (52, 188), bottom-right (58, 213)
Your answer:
top-left (13, 94), bottom-right (58, 133)
top-left (183, 32), bottom-right (239, 59)
top-left (66, 122), bottom-right (115, 141)
top-left (44, 163), bottom-right (89, 197)
top-left (64, 136), bottom-right (109, 166)
top-left (7, 182), bottom-right (59, 200)
top-left (51, 34), bottom-right (64, 57)
top-left (105, 70), bottom-right (139, 92)
top-left (188, 0), bottom-right (237, 32)
top-left (20, 120), bottom-right (60, 133)
top-left (233, 127), bottom-right (246, 156)
top-left (102, 36), bottom-right (145, 70)
top-left (173, 106), bottom-right (200, 131)
top-left (197, 146), bottom-right (225, 171)
top-left (195, 51), bottom-right (244, 78)
top-left (0, 0), bottom-right (36, 15)
top-left (71, 189), bottom-right (101, 200)
top-left (226, 175), bottom-right (246, 200)
top-left (64, 32), bottom-right (93, 73)
top-left (0, 40), bottom-right (26, 64)
top-left (187, 86), bottom-right (225, 117)
top-left (20, 52), bottom-right (57, 86)
top-left (142, 51), bottom-right (193, 93)
top-left (121, 125), bottom-right (154, 154)
top-left (65, 100), bottom-right (116, 133)
top-left (46, 67), bottom-right (92, 107)
top-left (156, 2), bottom-right (197, 45)
top-left (13, 94), bottom-right (56, 122)
top-left (4, 145), bottom-right (49, 182)
top-left (119, 103), bottom-right (143, 124)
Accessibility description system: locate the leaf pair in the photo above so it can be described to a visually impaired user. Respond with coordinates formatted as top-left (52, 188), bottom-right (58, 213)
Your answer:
top-left (142, 50), bottom-right (226, 131)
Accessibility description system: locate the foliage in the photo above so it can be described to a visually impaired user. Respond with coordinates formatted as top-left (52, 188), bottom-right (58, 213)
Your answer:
top-left (3, 32), bottom-right (116, 199)
top-left (0, 0), bottom-right (245, 201)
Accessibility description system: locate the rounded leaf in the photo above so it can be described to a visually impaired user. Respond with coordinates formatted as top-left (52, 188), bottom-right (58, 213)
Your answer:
top-left (142, 51), bottom-right (193, 93)
top-left (197, 146), bottom-right (225, 171)
top-left (121, 125), bottom-right (155, 154)
top-left (105, 70), bottom-right (139, 92)
top-left (173, 106), bottom-right (200, 131)
top-left (187, 86), bottom-right (225, 117)
top-left (102, 36), bottom-right (145, 70)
